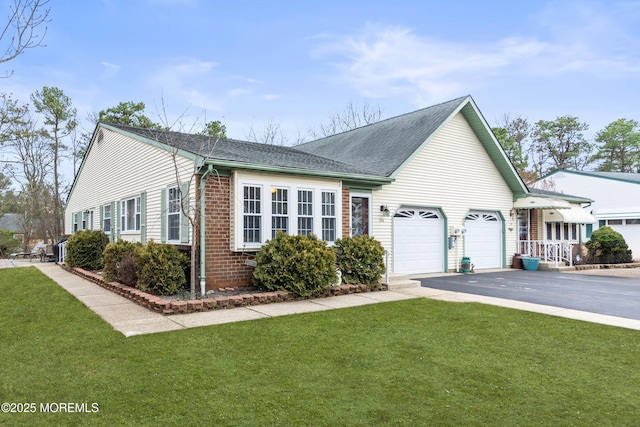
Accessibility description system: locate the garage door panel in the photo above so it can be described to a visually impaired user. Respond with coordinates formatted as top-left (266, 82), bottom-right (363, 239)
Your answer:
top-left (464, 211), bottom-right (502, 269)
top-left (394, 209), bottom-right (444, 274)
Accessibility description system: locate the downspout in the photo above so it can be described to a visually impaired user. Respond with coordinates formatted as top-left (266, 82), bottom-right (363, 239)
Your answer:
top-left (199, 164), bottom-right (214, 296)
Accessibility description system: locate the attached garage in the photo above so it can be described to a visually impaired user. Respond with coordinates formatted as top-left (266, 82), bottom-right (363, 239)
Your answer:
top-left (393, 208), bottom-right (444, 274)
top-left (464, 211), bottom-right (503, 269)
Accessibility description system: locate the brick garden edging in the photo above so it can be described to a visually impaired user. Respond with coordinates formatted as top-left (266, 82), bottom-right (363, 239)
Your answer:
top-left (61, 264), bottom-right (387, 315)
top-left (574, 262), bottom-right (640, 270)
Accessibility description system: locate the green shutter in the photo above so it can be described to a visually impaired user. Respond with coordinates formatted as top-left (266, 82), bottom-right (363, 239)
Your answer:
top-left (160, 188), bottom-right (167, 243)
top-left (116, 202), bottom-right (121, 240)
top-left (99, 206), bottom-right (104, 232)
top-left (140, 191), bottom-right (147, 243)
top-left (586, 223), bottom-right (593, 238)
top-left (110, 202), bottom-right (115, 242)
top-left (180, 181), bottom-right (190, 243)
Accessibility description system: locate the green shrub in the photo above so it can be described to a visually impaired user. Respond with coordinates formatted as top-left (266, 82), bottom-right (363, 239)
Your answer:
top-left (102, 239), bottom-right (141, 284)
top-left (585, 226), bottom-right (633, 264)
top-left (134, 241), bottom-right (189, 296)
top-left (65, 230), bottom-right (110, 270)
top-left (253, 232), bottom-right (337, 297)
top-left (0, 230), bottom-right (21, 258)
top-left (334, 235), bottom-right (386, 286)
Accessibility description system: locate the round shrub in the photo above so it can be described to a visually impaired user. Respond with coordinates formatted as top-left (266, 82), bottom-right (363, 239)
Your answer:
top-left (585, 226), bottom-right (633, 264)
top-left (253, 232), bottom-right (337, 297)
top-left (334, 235), bottom-right (386, 286)
top-left (102, 239), bottom-right (141, 285)
top-left (65, 230), bottom-right (110, 271)
top-left (134, 241), bottom-right (190, 296)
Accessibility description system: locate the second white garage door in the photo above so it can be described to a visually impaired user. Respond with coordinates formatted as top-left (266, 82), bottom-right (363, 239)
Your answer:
top-left (393, 209), bottom-right (444, 274)
top-left (464, 211), bottom-right (502, 269)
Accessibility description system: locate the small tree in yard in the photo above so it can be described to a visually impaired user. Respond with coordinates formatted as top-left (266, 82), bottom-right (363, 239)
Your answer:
top-left (585, 226), bottom-right (633, 264)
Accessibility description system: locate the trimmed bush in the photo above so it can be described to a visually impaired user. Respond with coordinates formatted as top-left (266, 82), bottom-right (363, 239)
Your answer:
top-left (65, 230), bottom-right (110, 271)
top-left (134, 241), bottom-right (189, 296)
top-left (102, 239), bottom-right (141, 285)
top-left (334, 235), bottom-right (386, 286)
top-left (253, 232), bottom-right (337, 297)
top-left (585, 226), bottom-right (633, 264)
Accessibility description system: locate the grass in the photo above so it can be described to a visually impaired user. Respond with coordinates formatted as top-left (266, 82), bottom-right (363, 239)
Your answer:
top-left (1, 267), bottom-right (639, 426)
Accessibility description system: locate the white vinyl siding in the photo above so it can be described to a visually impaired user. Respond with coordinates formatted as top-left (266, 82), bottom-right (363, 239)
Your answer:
top-left (65, 126), bottom-right (195, 244)
top-left (372, 112), bottom-right (515, 272)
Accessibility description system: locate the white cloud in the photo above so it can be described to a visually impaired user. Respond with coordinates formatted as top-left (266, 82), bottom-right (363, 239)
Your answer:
top-left (312, 5), bottom-right (640, 106)
top-left (150, 57), bottom-right (223, 112)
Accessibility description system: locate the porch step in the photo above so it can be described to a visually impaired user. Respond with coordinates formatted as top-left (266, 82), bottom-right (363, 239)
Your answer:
top-left (385, 273), bottom-right (421, 290)
top-left (538, 261), bottom-right (576, 272)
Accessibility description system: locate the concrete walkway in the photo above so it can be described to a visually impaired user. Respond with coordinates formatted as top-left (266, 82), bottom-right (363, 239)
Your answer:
top-left (4, 259), bottom-right (640, 336)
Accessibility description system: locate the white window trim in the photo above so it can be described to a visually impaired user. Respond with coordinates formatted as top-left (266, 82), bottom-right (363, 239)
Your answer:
top-left (103, 204), bottom-right (112, 234)
top-left (120, 196), bottom-right (141, 233)
top-left (167, 185), bottom-right (181, 242)
top-left (234, 176), bottom-right (341, 251)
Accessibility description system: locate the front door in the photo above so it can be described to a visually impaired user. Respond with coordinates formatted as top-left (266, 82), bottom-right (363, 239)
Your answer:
top-left (351, 195), bottom-right (370, 236)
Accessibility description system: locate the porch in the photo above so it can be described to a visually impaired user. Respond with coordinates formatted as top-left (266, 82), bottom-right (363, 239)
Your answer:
top-left (518, 240), bottom-right (575, 268)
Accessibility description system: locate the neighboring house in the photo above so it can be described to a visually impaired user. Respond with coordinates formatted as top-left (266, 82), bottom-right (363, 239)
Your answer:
top-left (66, 96), bottom-right (591, 292)
top-left (535, 170), bottom-right (640, 259)
top-left (0, 213), bottom-right (26, 248)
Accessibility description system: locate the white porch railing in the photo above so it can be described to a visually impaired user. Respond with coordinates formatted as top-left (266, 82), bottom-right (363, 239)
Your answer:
top-left (57, 240), bottom-right (67, 264)
top-left (518, 240), bottom-right (574, 267)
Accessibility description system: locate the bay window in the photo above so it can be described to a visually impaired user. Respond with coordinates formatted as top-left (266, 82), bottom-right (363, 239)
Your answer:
top-left (237, 175), bottom-right (341, 249)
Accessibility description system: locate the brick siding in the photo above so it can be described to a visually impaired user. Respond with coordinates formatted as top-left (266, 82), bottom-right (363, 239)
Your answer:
top-left (203, 175), bottom-right (255, 290)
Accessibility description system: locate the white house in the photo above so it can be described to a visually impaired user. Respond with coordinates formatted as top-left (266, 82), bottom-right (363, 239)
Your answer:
top-left (67, 95), bottom-right (592, 291)
top-left (535, 170), bottom-right (640, 259)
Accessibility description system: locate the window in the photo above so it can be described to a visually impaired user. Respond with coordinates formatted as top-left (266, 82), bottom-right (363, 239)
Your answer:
top-left (271, 188), bottom-right (288, 238)
top-left (607, 219), bottom-right (623, 225)
top-left (82, 211), bottom-right (88, 230)
top-left (168, 186), bottom-right (181, 241)
top-left (120, 196), bottom-right (141, 232)
top-left (627, 218), bottom-right (640, 225)
top-left (243, 186), bottom-right (262, 243)
top-left (73, 213), bottom-right (79, 232)
top-left (321, 191), bottom-right (337, 242)
top-left (103, 205), bottom-right (111, 233)
top-left (297, 190), bottom-right (313, 236)
top-left (235, 176), bottom-right (341, 249)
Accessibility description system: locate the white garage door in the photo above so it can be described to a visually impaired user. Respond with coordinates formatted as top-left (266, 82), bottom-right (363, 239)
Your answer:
top-left (393, 209), bottom-right (444, 274)
top-left (464, 211), bottom-right (502, 269)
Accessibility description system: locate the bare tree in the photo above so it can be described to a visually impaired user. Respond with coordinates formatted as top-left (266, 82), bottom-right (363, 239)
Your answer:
top-left (155, 102), bottom-right (224, 296)
top-left (3, 111), bottom-right (55, 246)
top-left (245, 118), bottom-right (290, 146)
top-left (308, 100), bottom-right (383, 139)
top-left (1, 0), bottom-right (51, 76)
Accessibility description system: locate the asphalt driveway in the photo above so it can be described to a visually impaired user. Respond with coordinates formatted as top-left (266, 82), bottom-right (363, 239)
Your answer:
top-left (419, 269), bottom-right (640, 321)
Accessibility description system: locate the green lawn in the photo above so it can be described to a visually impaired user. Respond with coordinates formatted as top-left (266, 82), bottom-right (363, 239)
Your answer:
top-left (1, 267), bottom-right (639, 426)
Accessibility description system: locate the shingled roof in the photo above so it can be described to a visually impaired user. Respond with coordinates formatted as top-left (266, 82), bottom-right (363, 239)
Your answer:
top-left (295, 96), bottom-right (468, 177)
top-left (104, 123), bottom-right (380, 178)
top-left (544, 170), bottom-right (640, 185)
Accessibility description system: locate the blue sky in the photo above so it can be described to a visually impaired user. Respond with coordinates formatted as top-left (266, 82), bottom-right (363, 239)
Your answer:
top-left (4, 0), bottom-right (640, 160)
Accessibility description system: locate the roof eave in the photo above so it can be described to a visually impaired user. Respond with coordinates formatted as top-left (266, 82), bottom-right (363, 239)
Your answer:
top-left (204, 159), bottom-right (392, 187)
